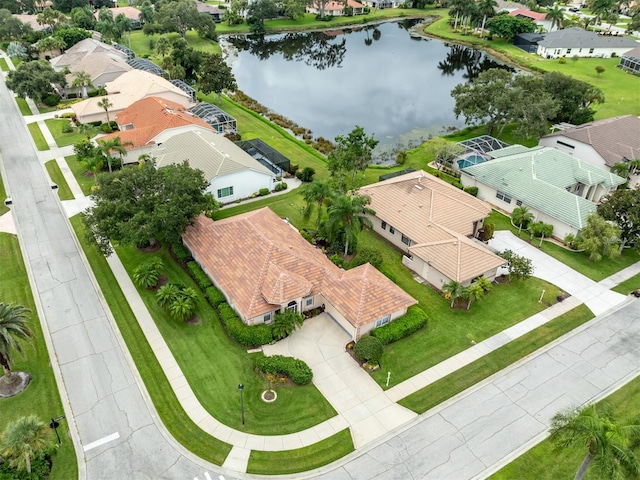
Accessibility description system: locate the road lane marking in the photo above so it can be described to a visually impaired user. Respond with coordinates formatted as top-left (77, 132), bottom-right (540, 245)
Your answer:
top-left (204, 473), bottom-right (212, 480)
top-left (83, 432), bottom-right (120, 452)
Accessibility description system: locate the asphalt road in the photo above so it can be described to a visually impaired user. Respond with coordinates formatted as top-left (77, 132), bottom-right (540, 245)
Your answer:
top-left (0, 69), bottom-right (230, 480)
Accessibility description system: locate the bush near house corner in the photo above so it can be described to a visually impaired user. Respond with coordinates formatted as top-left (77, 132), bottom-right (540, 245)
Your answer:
top-left (218, 302), bottom-right (273, 347)
top-left (370, 306), bottom-right (428, 345)
top-left (186, 261), bottom-right (213, 289)
top-left (171, 242), bottom-right (192, 263)
top-left (205, 286), bottom-right (226, 308)
top-left (254, 354), bottom-right (313, 385)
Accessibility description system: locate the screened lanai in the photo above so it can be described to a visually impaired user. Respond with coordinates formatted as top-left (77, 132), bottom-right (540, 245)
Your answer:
top-left (170, 79), bottom-right (196, 102)
top-left (188, 103), bottom-right (237, 133)
top-left (235, 138), bottom-right (291, 176)
top-left (457, 135), bottom-right (509, 155)
top-left (115, 44), bottom-right (135, 60)
top-left (127, 58), bottom-right (165, 77)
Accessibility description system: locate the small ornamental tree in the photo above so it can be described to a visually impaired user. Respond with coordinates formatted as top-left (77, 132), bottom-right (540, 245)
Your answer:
top-left (442, 280), bottom-right (464, 308)
top-left (580, 212), bottom-right (621, 262)
top-left (272, 309), bottom-right (304, 340)
top-left (354, 336), bottom-right (383, 366)
top-left (500, 249), bottom-right (533, 281)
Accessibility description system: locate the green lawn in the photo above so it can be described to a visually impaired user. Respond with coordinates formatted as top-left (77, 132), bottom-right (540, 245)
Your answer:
top-left (44, 161), bottom-right (74, 201)
top-left (491, 374), bottom-right (640, 480)
top-left (247, 429), bottom-right (354, 474)
top-left (423, 12), bottom-right (640, 119)
top-left (0, 174), bottom-right (8, 217)
top-left (115, 244), bottom-right (337, 434)
top-left (487, 209), bottom-right (640, 282)
top-left (27, 122), bottom-right (49, 151)
top-left (399, 304), bottom-right (594, 412)
top-left (69, 215), bottom-right (233, 466)
top-left (15, 97), bottom-right (33, 116)
top-left (45, 119), bottom-right (97, 148)
top-left (0, 233), bottom-right (78, 480)
top-left (0, 58), bottom-right (8, 72)
top-left (128, 30), bottom-right (221, 61)
top-left (65, 155), bottom-right (94, 197)
top-left (612, 273), bottom-right (640, 295)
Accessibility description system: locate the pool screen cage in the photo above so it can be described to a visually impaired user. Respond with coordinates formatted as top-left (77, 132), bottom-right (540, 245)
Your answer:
top-left (457, 135), bottom-right (509, 155)
top-left (189, 103), bottom-right (237, 133)
top-left (115, 44), bottom-right (135, 60)
top-left (379, 168), bottom-right (416, 182)
top-left (126, 58), bottom-right (166, 77)
top-left (170, 79), bottom-right (197, 102)
top-left (235, 138), bottom-right (291, 176)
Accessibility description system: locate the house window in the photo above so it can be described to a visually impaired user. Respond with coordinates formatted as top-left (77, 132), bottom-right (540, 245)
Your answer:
top-left (589, 48), bottom-right (594, 54)
top-left (375, 315), bottom-right (391, 328)
top-left (389, 226), bottom-right (395, 234)
top-left (217, 186), bottom-right (233, 198)
top-left (286, 300), bottom-right (297, 312)
top-left (305, 297), bottom-right (313, 307)
top-left (401, 234), bottom-right (410, 245)
top-left (557, 141), bottom-right (575, 149)
top-left (516, 200), bottom-right (522, 206)
top-left (566, 48), bottom-right (571, 54)
top-left (263, 313), bottom-right (272, 323)
top-left (381, 220), bottom-right (387, 230)
top-left (496, 191), bottom-right (512, 204)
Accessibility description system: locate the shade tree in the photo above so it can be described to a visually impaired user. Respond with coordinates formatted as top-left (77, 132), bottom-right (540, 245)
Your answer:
top-left (499, 250), bottom-right (533, 281)
top-left (579, 212), bottom-right (621, 262)
top-left (327, 126), bottom-right (378, 192)
top-left (198, 53), bottom-right (237, 105)
top-left (6, 60), bottom-right (66, 102)
top-left (597, 185), bottom-right (640, 251)
top-left (486, 13), bottom-right (536, 41)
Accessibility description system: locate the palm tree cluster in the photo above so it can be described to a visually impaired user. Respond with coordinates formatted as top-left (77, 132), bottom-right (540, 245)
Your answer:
top-left (156, 283), bottom-right (199, 323)
top-left (302, 181), bottom-right (375, 256)
top-left (448, 0), bottom-right (499, 33)
top-left (0, 415), bottom-right (55, 474)
top-left (442, 277), bottom-right (492, 309)
top-left (133, 258), bottom-right (164, 289)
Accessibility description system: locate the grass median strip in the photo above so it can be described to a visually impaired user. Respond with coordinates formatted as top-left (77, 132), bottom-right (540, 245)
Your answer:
top-left (27, 122), bottom-right (49, 151)
top-left (15, 97), bottom-right (33, 116)
top-left (0, 233), bottom-right (78, 480)
top-left (247, 429), bottom-right (354, 475)
top-left (612, 273), bottom-right (640, 295)
top-left (45, 160), bottom-right (74, 201)
top-left (69, 215), bottom-right (232, 465)
top-left (399, 304), bottom-right (595, 413)
top-left (65, 155), bottom-right (93, 196)
top-left (0, 174), bottom-right (8, 216)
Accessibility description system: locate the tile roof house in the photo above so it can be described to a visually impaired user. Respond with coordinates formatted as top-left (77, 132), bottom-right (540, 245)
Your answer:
top-left (154, 128), bottom-right (276, 202)
top-left (58, 53), bottom-right (133, 98)
top-left (358, 170), bottom-right (505, 289)
top-left (195, 1), bottom-right (225, 21)
top-left (307, 0), bottom-right (364, 16)
top-left (518, 27), bottom-right (639, 59)
top-left (98, 97), bottom-right (213, 164)
top-left (460, 146), bottom-right (626, 239)
top-left (182, 208), bottom-right (417, 340)
top-left (71, 69), bottom-right (194, 123)
top-left (50, 38), bottom-right (128, 70)
top-left (539, 115), bottom-right (640, 169)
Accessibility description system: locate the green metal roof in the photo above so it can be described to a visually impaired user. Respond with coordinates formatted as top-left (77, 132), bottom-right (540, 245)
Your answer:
top-left (462, 146), bottom-right (626, 230)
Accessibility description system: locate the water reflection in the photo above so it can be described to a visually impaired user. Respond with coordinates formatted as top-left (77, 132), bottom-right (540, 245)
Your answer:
top-left (226, 21), bottom-right (510, 145)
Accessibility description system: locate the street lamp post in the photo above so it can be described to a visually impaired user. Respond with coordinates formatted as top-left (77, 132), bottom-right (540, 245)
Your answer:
top-left (238, 384), bottom-right (245, 425)
top-left (49, 416), bottom-right (65, 444)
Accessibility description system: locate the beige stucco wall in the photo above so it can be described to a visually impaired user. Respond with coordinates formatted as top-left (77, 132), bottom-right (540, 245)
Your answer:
top-left (356, 308), bottom-right (407, 339)
top-left (538, 136), bottom-right (609, 170)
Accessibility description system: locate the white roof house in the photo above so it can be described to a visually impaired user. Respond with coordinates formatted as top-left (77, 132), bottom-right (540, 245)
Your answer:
top-left (50, 38), bottom-right (128, 69)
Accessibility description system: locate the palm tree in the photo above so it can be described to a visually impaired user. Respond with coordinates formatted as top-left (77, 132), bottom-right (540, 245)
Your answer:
top-left (611, 162), bottom-right (631, 179)
top-left (302, 180), bottom-right (334, 229)
top-left (477, 0), bottom-right (498, 36)
top-left (35, 36), bottom-right (66, 58)
top-left (97, 137), bottom-right (132, 173)
top-left (512, 205), bottom-right (534, 234)
top-left (474, 276), bottom-right (493, 292)
top-left (549, 403), bottom-right (640, 480)
top-left (0, 303), bottom-right (34, 385)
top-left (138, 1), bottom-right (154, 24)
top-left (133, 259), bottom-right (164, 289)
top-left (546, 5), bottom-right (565, 31)
top-left (156, 284), bottom-right (181, 309)
top-left (326, 194), bottom-right (375, 256)
top-left (272, 309), bottom-right (304, 340)
top-left (442, 280), bottom-right (464, 308)
top-left (71, 70), bottom-right (93, 98)
top-left (97, 96), bottom-right (113, 124)
top-left (463, 282), bottom-right (485, 310)
top-left (169, 293), bottom-right (198, 322)
top-left (156, 36), bottom-right (171, 57)
top-left (0, 415), bottom-right (54, 474)
top-left (76, 122), bottom-right (93, 140)
top-left (81, 154), bottom-right (103, 182)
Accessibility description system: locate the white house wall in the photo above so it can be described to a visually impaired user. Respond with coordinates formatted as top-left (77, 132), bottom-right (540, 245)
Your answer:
top-left (210, 170), bottom-right (276, 203)
top-left (537, 45), bottom-right (634, 58)
top-left (539, 135), bottom-right (608, 169)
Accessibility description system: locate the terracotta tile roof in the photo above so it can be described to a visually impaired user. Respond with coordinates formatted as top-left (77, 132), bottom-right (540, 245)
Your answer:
top-left (100, 97), bottom-right (212, 149)
top-left (508, 8), bottom-right (547, 21)
top-left (311, 0), bottom-right (363, 9)
top-left (542, 115), bottom-right (640, 167)
top-left (182, 208), bottom-right (416, 327)
top-left (93, 6), bottom-right (141, 21)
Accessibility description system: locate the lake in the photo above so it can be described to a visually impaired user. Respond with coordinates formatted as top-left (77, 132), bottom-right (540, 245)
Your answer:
top-left (224, 20), bottom-right (508, 157)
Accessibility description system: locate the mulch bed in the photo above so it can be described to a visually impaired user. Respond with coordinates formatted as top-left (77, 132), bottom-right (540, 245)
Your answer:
top-left (0, 372), bottom-right (31, 398)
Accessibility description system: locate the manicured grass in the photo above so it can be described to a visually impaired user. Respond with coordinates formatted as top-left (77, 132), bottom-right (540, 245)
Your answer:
top-left (0, 174), bottom-right (8, 217)
top-left (115, 244), bottom-right (337, 434)
top-left (0, 233), bottom-right (78, 480)
top-left (399, 304), bottom-right (594, 412)
top-left (423, 13), bottom-right (640, 119)
top-left (45, 119), bottom-right (97, 147)
top-left (612, 272), bottom-right (640, 295)
top-left (44, 161), bottom-right (74, 201)
top-left (247, 429), bottom-right (354, 475)
top-left (15, 97), bottom-right (33, 116)
top-left (27, 122), bottom-right (49, 151)
top-left (490, 373), bottom-right (640, 480)
top-left (65, 155), bottom-right (94, 197)
top-left (69, 215), bottom-right (232, 465)
top-left (488, 209), bottom-right (640, 282)
top-left (540, 242), bottom-right (640, 282)
top-left (0, 58), bottom-right (8, 72)
top-left (128, 30), bottom-right (221, 61)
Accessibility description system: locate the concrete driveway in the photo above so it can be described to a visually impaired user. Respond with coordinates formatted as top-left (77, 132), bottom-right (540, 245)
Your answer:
top-left (263, 314), bottom-right (417, 448)
top-left (489, 231), bottom-right (626, 316)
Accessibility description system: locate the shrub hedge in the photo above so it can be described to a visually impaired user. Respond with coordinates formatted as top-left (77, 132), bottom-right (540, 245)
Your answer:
top-left (218, 302), bottom-right (273, 347)
top-left (370, 306), bottom-right (428, 345)
top-left (354, 336), bottom-right (383, 365)
top-left (254, 354), bottom-right (313, 385)
top-left (205, 286), bottom-right (226, 308)
top-left (186, 261), bottom-right (213, 289)
top-left (172, 242), bottom-right (192, 263)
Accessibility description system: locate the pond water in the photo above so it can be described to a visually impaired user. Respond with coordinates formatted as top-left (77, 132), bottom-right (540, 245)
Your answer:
top-left (224, 20), bottom-right (509, 159)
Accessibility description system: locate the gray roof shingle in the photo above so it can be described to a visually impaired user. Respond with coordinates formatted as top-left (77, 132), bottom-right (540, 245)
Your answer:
top-left (537, 27), bottom-right (638, 49)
